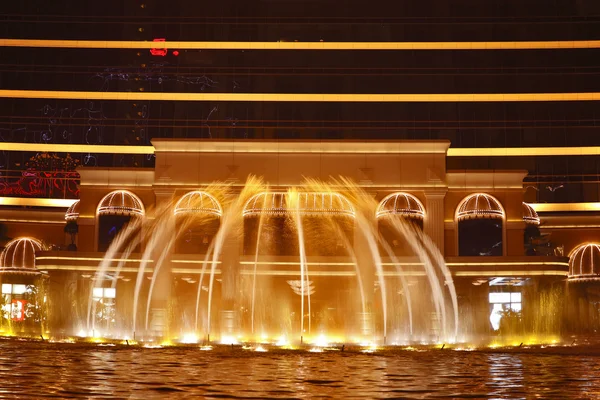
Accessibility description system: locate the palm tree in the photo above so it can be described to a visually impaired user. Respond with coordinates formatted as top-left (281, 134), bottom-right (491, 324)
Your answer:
top-left (64, 220), bottom-right (79, 251)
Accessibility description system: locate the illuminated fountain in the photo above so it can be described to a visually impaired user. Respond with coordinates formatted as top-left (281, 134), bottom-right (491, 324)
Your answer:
top-left (75, 175), bottom-right (459, 346)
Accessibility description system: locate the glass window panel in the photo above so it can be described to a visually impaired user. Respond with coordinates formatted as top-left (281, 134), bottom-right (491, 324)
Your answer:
top-left (92, 287), bottom-right (104, 298)
top-left (104, 288), bottom-right (116, 299)
top-left (1, 284), bottom-right (11, 294)
top-left (510, 303), bottom-right (522, 312)
top-left (12, 285), bottom-right (27, 295)
top-left (489, 292), bottom-right (511, 303)
top-left (511, 293), bottom-right (522, 303)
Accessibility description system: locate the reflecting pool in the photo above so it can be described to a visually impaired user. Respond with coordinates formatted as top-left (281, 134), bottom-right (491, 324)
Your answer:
top-left (1, 340), bottom-right (599, 398)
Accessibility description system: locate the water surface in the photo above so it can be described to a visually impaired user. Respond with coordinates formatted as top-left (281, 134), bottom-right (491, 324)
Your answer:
top-left (1, 341), bottom-right (599, 399)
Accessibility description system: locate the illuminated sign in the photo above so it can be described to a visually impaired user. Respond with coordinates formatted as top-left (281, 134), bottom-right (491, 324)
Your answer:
top-left (150, 38), bottom-right (167, 56)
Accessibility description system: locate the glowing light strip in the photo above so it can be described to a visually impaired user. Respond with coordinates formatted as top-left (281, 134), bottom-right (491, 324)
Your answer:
top-left (172, 268), bottom-right (221, 274)
top-left (530, 203), bottom-right (600, 212)
top-left (0, 142), bottom-right (154, 154)
top-left (36, 256), bottom-right (153, 262)
top-left (172, 260), bottom-right (221, 264)
top-left (0, 197), bottom-right (77, 207)
top-left (542, 225), bottom-right (600, 229)
top-left (448, 147), bottom-right (600, 157)
top-left (239, 270), bottom-right (357, 277)
top-left (2, 39), bottom-right (600, 50)
top-left (1, 90), bottom-right (600, 103)
top-left (455, 270), bottom-right (567, 276)
top-left (238, 260), bottom-right (569, 267)
top-left (239, 261), bottom-right (356, 266)
top-left (0, 218), bottom-right (64, 224)
top-left (2, 142), bottom-right (598, 158)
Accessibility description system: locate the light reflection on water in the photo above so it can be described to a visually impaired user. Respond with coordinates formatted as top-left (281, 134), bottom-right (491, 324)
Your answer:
top-left (1, 341), bottom-right (599, 399)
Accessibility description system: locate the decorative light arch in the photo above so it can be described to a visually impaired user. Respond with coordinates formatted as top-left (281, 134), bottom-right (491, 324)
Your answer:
top-left (376, 192), bottom-right (425, 220)
top-left (522, 202), bottom-right (540, 225)
top-left (0, 237), bottom-right (44, 274)
top-left (174, 191), bottom-right (222, 217)
top-left (65, 199), bottom-right (80, 221)
top-left (243, 192), bottom-right (355, 217)
top-left (97, 190), bottom-right (145, 216)
top-left (569, 243), bottom-right (600, 281)
top-left (455, 193), bottom-right (505, 221)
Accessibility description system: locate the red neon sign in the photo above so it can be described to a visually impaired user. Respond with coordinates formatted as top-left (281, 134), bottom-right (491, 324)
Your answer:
top-left (150, 38), bottom-right (167, 57)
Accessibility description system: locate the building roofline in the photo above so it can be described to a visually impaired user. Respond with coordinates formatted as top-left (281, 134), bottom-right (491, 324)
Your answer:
top-left (151, 138), bottom-right (451, 154)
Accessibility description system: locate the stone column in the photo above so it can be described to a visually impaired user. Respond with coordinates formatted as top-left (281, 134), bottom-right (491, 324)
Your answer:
top-left (424, 190), bottom-right (447, 255)
top-left (148, 188), bottom-right (176, 338)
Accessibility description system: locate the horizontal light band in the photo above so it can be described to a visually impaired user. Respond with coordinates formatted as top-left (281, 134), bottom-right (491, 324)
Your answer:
top-left (0, 142), bottom-right (154, 155)
top-left (1, 90), bottom-right (600, 103)
top-left (530, 203), bottom-right (600, 212)
top-left (172, 268), bottom-right (221, 274)
top-left (1, 141), bottom-right (600, 158)
top-left (171, 260), bottom-right (221, 264)
top-left (239, 261), bottom-right (357, 266)
top-left (455, 270), bottom-right (568, 277)
top-left (2, 39), bottom-right (600, 50)
top-left (0, 197), bottom-right (77, 207)
top-left (541, 225), bottom-right (600, 229)
top-left (37, 256), bottom-right (153, 262)
top-left (448, 147), bottom-right (600, 157)
top-left (0, 218), bottom-right (64, 224)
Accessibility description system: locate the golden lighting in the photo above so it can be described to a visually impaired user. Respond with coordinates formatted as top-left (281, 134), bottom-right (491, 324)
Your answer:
top-left (448, 147), bottom-right (600, 157)
top-left (97, 190), bottom-right (145, 216)
top-left (1, 90), bottom-right (600, 103)
top-left (36, 256), bottom-right (153, 263)
top-left (0, 142), bottom-right (154, 154)
top-left (376, 192), bottom-right (425, 220)
top-left (530, 203), bottom-right (600, 212)
top-left (174, 191), bottom-right (222, 217)
top-left (0, 197), bottom-right (77, 208)
top-left (243, 191), bottom-right (355, 217)
top-left (454, 270), bottom-right (567, 277)
top-left (456, 193), bottom-right (505, 221)
top-left (1, 141), bottom-right (600, 158)
top-left (2, 39), bottom-right (600, 50)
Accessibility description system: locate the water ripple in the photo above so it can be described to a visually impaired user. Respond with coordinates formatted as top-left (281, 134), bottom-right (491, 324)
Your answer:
top-left (0, 341), bottom-right (599, 398)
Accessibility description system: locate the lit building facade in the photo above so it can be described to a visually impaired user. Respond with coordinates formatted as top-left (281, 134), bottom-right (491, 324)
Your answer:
top-left (0, 2), bottom-right (599, 339)
top-left (0, 139), bottom-right (597, 339)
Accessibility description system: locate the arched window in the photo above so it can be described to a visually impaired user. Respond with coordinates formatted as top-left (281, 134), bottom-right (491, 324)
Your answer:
top-left (242, 192), bottom-right (355, 256)
top-left (522, 202), bottom-right (540, 225)
top-left (96, 190), bottom-right (145, 252)
top-left (569, 243), bottom-right (600, 281)
top-left (0, 237), bottom-right (44, 275)
top-left (174, 191), bottom-right (222, 254)
top-left (65, 200), bottom-right (80, 221)
top-left (376, 192), bottom-right (425, 254)
top-left (456, 193), bottom-right (504, 256)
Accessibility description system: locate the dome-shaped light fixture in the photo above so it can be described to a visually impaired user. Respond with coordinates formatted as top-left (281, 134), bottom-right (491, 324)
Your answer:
top-left (456, 193), bottom-right (504, 221)
top-left (522, 202), bottom-right (540, 225)
top-left (97, 190), bottom-right (145, 216)
top-left (376, 192), bottom-right (425, 220)
top-left (569, 243), bottom-right (600, 281)
top-left (0, 237), bottom-right (44, 275)
top-left (243, 192), bottom-right (355, 217)
top-left (174, 191), bottom-right (222, 217)
top-left (65, 200), bottom-right (80, 221)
